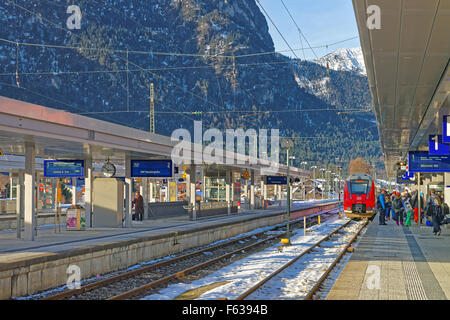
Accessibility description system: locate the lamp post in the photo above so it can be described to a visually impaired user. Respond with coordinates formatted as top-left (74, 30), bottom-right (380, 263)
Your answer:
top-left (331, 172), bottom-right (336, 198)
top-left (320, 168), bottom-right (325, 200)
top-left (281, 138), bottom-right (294, 245)
top-left (326, 170), bottom-right (331, 199)
top-left (301, 162), bottom-right (307, 201)
top-left (311, 166), bottom-right (317, 200)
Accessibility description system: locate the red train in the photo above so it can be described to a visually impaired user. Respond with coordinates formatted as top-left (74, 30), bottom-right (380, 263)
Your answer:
top-left (343, 173), bottom-right (375, 219)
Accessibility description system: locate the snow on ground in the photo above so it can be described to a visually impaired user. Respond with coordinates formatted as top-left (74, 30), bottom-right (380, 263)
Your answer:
top-left (142, 215), bottom-right (357, 300)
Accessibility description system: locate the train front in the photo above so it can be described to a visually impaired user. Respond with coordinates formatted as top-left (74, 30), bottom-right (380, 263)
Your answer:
top-left (343, 173), bottom-right (375, 219)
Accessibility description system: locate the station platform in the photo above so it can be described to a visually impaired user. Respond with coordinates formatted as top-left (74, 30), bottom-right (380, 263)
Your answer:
top-left (327, 217), bottom-right (450, 300)
top-left (0, 200), bottom-right (338, 299)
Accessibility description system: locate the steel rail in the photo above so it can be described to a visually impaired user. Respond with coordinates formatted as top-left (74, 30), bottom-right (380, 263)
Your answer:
top-left (42, 228), bottom-right (276, 300)
top-left (42, 205), bottom-right (339, 300)
top-left (107, 233), bottom-right (285, 300)
top-left (235, 220), bottom-right (352, 300)
top-left (303, 220), bottom-right (369, 300)
top-left (108, 209), bottom-right (340, 300)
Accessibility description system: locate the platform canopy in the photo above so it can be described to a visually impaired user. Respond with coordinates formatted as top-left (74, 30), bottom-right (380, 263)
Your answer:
top-left (353, 0), bottom-right (450, 177)
top-left (0, 96), bottom-right (308, 179)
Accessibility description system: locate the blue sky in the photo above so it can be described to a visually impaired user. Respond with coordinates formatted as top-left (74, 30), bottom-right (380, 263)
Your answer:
top-left (257, 0), bottom-right (361, 60)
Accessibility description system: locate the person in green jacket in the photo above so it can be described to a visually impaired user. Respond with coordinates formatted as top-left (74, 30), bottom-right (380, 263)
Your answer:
top-left (402, 192), bottom-right (413, 227)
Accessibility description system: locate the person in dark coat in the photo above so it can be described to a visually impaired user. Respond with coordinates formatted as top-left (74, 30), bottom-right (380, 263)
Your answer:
top-left (392, 191), bottom-right (404, 226)
top-left (377, 190), bottom-right (387, 225)
top-left (424, 189), bottom-right (442, 235)
top-left (133, 191), bottom-right (144, 221)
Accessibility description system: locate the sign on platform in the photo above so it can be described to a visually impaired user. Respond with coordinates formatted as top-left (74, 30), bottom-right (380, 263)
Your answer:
top-left (131, 160), bottom-right (173, 177)
top-left (44, 160), bottom-right (84, 177)
top-left (409, 151), bottom-right (450, 172)
top-left (443, 116), bottom-right (450, 143)
top-left (266, 176), bottom-right (287, 185)
top-left (402, 171), bottom-right (414, 179)
top-left (429, 135), bottom-right (450, 155)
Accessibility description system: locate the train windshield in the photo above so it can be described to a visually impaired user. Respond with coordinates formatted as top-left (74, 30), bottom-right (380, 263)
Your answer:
top-left (349, 179), bottom-right (370, 195)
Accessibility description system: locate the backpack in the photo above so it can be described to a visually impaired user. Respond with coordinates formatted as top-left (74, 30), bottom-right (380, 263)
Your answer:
top-left (403, 199), bottom-right (413, 213)
top-left (443, 203), bottom-right (449, 216)
top-left (393, 198), bottom-right (403, 212)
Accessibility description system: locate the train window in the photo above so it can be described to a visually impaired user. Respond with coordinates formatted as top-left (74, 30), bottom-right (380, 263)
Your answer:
top-left (349, 179), bottom-right (369, 194)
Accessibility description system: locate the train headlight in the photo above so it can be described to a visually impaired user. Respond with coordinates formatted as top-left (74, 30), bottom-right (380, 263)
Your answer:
top-left (367, 207), bottom-right (372, 211)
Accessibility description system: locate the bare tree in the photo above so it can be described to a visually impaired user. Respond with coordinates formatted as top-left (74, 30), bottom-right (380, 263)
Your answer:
top-left (349, 158), bottom-right (371, 175)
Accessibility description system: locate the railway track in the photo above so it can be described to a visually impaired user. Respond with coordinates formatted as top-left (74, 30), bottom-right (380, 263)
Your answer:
top-left (235, 219), bottom-right (368, 300)
top-left (40, 206), bottom-right (340, 300)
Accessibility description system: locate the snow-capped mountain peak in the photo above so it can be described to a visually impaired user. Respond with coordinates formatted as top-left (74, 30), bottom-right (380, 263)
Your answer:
top-left (313, 47), bottom-right (366, 76)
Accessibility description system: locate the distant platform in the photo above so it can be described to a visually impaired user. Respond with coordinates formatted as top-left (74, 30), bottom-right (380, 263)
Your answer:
top-left (327, 217), bottom-right (450, 300)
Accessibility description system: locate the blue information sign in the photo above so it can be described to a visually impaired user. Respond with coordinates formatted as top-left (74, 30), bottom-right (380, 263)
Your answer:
top-left (44, 160), bottom-right (84, 177)
top-left (443, 116), bottom-right (450, 143)
top-left (401, 171), bottom-right (414, 179)
top-left (131, 160), bottom-right (173, 177)
top-left (266, 176), bottom-right (287, 185)
top-left (409, 151), bottom-right (450, 172)
top-left (397, 176), bottom-right (414, 184)
top-left (429, 135), bottom-right (450, 155)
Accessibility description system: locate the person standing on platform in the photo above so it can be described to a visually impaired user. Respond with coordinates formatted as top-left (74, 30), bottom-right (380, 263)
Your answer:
top-left (133, 191), bottom-right (144, 222)
top-left (403, 192), bottom-right (413, 227)
top-left (385, 191), bottom-right (392, 221)
top-left (377, 190), bottom-right (387, 225)
top-left (411, 190), bottom-right (421, 224)
top-left (392, 191), bottom-right (404, 226)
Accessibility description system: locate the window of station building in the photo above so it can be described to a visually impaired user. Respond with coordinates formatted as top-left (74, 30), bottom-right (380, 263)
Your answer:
top-left (205, 176), bottom-right (227, 202)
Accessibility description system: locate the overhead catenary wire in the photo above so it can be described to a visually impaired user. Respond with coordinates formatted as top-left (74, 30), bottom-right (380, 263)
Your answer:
top-left (255, 0), bottom-right (300, 61)
top-left (3, 0), bottom-right (199, 123)
top-left (279, 0), bottom-right (319, 60)
top-left (3, 0), bottom-right (369, 130)
top-left (0, 60), bottom-right (309, 77)
top-left (0, 35), bottom-right (358, 60)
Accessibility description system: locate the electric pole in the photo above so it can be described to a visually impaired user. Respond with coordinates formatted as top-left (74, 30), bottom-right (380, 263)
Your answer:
top-left (150, 83), bottom-right (155, 134)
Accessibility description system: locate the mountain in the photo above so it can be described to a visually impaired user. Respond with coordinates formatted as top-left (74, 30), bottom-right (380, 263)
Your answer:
top-left (0, 0), bottom-right (381, 173)
top-left (313, 48), bottom-right (366, 76)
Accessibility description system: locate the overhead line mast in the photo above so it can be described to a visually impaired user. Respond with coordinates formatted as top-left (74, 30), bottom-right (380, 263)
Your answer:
top-left (150, 83), bottom-right (155, 134)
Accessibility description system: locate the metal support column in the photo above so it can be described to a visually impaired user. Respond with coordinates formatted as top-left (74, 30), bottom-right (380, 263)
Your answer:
top-left (226, 170), bottom-right (231, 215)
top-left (262, 177), bottom-right (267, 209)
top-left (71, 176), bottom-right (77, 205)
top-left (250, 169), bottom-right (255, 210)
top-left (190, 164), bottom-right (197, 220)
top-left (85, 157), bottom-right (92, 228)
top-left (24, 142), bottom-right (36, 241)
top-left (143, 178), bottom-right (149, 219)
top-left (124, 154), bottom-right (132, 228)
top-left (16, 170), bottom-right (24, 239)
top-left (278, 185), bottom-right (282, 206)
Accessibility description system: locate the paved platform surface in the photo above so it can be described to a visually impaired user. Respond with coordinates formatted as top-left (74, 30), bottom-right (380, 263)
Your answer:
top-left (327, 217), bottom-right (450, 300)
top-left (0, 200), bottom-right (338, 265)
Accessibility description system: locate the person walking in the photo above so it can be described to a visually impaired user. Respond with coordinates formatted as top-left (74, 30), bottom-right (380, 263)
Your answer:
top-left (377, 190), bottom-right (387, 225)
top-left (133, 191), bottom-right (144, 222)
top-left (424, 189), bottom-right (442, 235)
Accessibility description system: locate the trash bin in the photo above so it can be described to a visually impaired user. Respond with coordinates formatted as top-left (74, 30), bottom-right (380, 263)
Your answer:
top-left (66, 205), bottom-right (86, 231)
